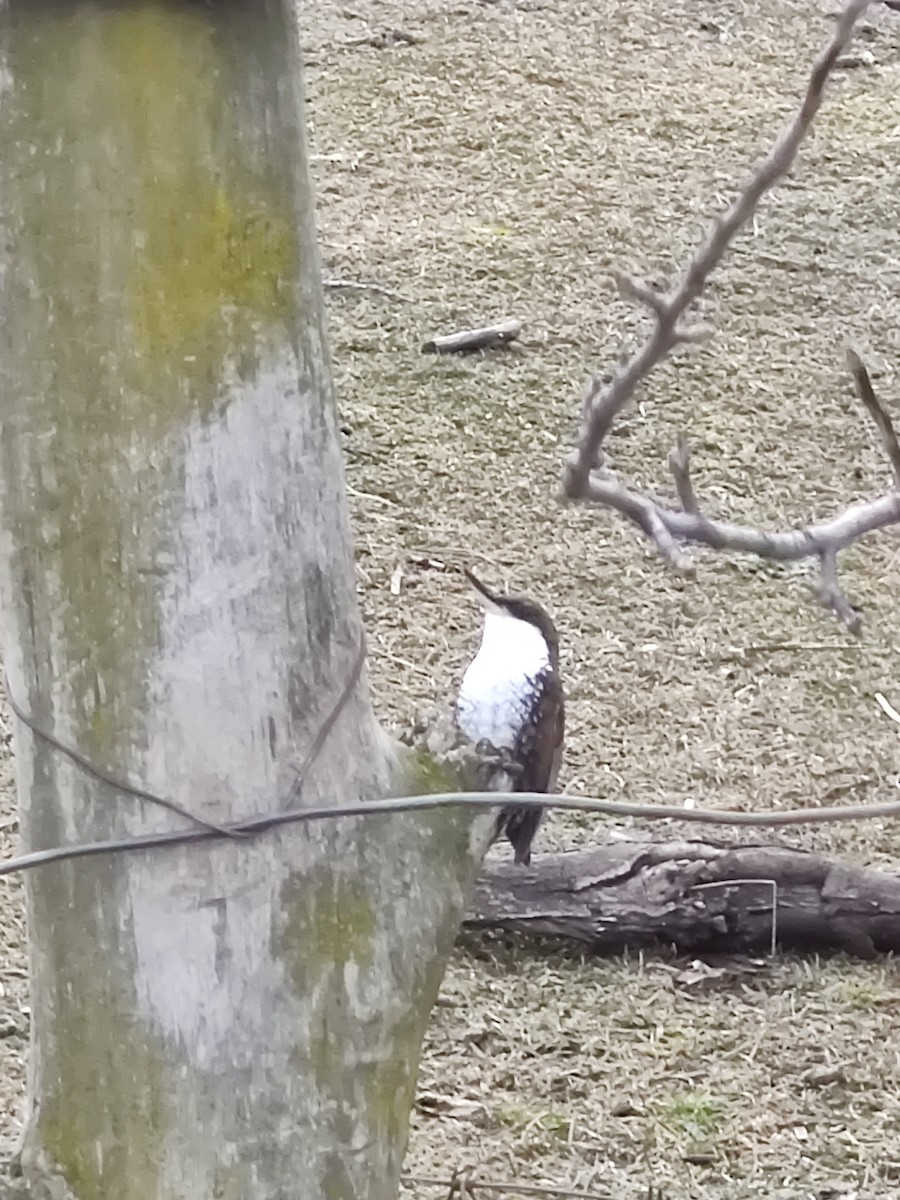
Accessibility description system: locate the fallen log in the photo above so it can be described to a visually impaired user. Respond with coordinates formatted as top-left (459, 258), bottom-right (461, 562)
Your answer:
top-left (467, 839), bottom-right (900, 958)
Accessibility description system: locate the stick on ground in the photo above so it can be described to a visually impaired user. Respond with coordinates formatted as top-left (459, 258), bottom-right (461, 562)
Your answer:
top-left (422, 319), bottom-right (522, 354)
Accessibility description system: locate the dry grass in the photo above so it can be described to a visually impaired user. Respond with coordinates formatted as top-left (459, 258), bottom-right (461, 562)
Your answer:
top-left (409, 943), bottom-right (900, 1198)
top-left (2, 0), bottom-right (900, 1196)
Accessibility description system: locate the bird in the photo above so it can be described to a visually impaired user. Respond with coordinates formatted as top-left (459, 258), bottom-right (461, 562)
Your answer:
top-left (455, 568), bottom-right (565, 865)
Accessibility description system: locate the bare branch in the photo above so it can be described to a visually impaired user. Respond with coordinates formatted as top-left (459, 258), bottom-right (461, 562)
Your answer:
top-left (847, 347), bottom-right (900, 486)
top-left (558, 0), bottom-right (896, 630)
top-left (614, 269), bottom-right (669, 319)
top-left (582, 476), bottom-right (900, 560)
top-left (563, 0), bottom-right (873, 500)
top-left (578, 474), bottom-right (689, 568)
top-left (582, 471), bottom-right (900, 630)
top-left (674, 322), bottom-right (715, 344)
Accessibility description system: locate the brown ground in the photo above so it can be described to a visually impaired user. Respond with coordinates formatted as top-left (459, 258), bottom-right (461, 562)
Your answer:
top-left (2, 0), bottom-right (900, 1197)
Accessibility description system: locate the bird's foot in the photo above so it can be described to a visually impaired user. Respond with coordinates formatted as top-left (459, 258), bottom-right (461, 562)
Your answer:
top-left (472, 740), bottom-right (523, 792)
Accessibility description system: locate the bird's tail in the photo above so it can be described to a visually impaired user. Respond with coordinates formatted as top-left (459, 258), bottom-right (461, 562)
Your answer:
top-left (497, 806), bottom-right (543, 866)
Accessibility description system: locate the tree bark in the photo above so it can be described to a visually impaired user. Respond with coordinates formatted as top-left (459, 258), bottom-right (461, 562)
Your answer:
top-left (467, 840), bottom-right (900, 959)
top-left (0, 4), bottom-right (488, 1198)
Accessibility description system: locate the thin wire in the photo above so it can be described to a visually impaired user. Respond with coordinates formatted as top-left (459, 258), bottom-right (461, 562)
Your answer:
top-left (1, 630), bottom-right (367, 861)
top-left (3, 671), bottom-right (240, 840)
top-left (2, 630), bottom-right (899, 879)
top-left (283, 631), bottom-right (367, 808)
top-left (2, 786), bottom-right (900, 878)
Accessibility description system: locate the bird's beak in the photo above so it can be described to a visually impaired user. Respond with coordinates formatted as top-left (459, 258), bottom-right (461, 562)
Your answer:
top-left (464, 567), bottom-right (491, 601)
top-left (464, 568), bottom-right (505, 616)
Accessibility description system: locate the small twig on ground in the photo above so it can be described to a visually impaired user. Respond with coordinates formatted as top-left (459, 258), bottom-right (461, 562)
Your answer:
top-left (379, 649), bottom-right (436, 681)
top-left (874, 691), bottom-right (900, 728)
top-left (403, 1176), bottom-right (613, 1200)
top-left (422, 319), bottom-right (522, 355)
top-left (323, 277), bottom-right (406, 300)
top-left (345, 484), bottom-right (400, 507)
top-left (720, 641), bottom-right (850, 657)
top-left (343, 28), bottom-right (424, 49)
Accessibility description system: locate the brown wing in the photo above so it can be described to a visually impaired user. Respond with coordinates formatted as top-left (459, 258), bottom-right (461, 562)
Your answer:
top-left (499, 667), bottom-right (564, 865)
top-left (514, 667), bottom-right (564, 794)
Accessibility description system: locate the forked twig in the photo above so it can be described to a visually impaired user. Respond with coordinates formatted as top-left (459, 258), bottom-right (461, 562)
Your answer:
top-left (566, 0), bottom-right (871, 488)
top-left (562, 0), bottom-right (900, 631)
top-left (577, 471), bottom-right (899, 631)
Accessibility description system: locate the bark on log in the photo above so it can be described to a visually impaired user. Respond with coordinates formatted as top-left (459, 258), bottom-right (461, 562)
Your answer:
top-left (467, 840), bottom-right (900, 958)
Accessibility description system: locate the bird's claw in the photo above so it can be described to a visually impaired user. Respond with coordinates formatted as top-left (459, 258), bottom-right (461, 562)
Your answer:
top-left (473, 740), bottom-right (523, 790)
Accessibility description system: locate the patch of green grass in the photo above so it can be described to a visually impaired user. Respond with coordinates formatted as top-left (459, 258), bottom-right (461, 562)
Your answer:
top-left (496, 1104), bottom-right (571, 1138)
top-left (832, 978), bottom-right (894, 1009)
top-left (664, 1093), bottom-right (721, 1135)
top-left (496, 1103), bottom-right (528, 1128)
top-left (536, 1110), bottom-right (572, 1137)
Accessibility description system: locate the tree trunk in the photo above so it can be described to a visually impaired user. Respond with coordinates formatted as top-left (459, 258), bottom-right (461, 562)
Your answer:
top-left (468, 841), bottom-right (900, 959)
top-left (0, 4), bottom-right (487, 1198)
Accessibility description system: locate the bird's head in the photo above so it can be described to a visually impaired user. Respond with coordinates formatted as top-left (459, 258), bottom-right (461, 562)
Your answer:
top-left (464, 568), bottom-right (560, 668)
